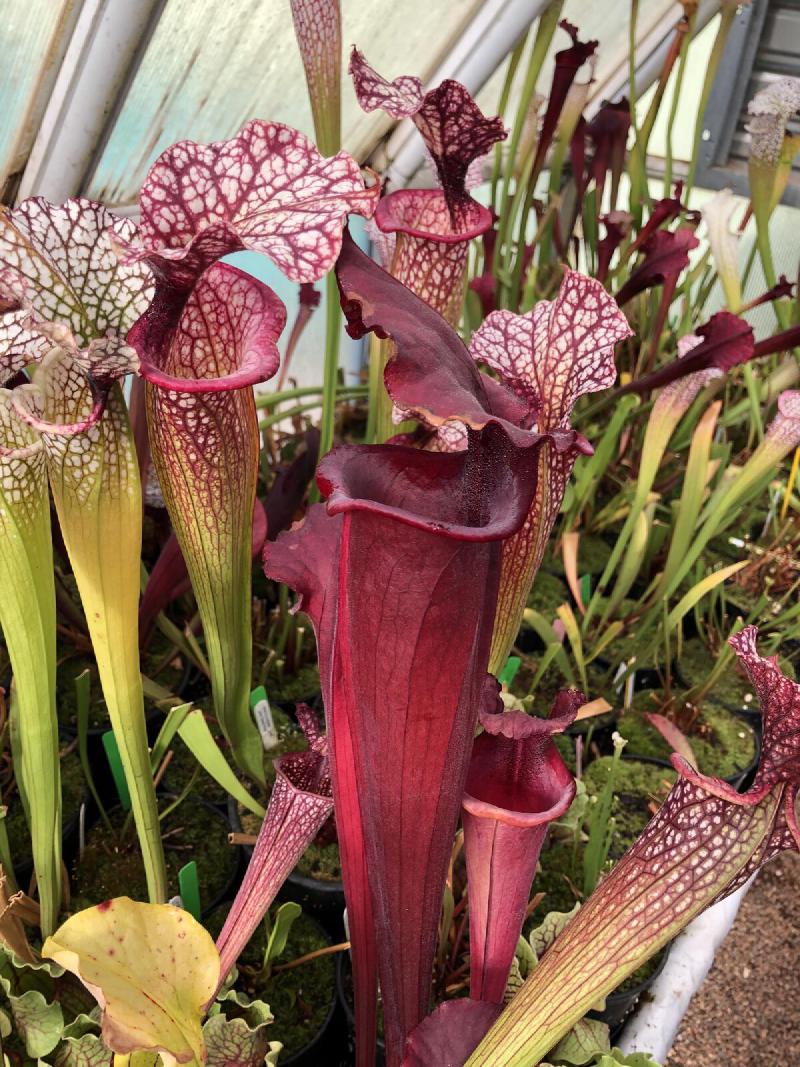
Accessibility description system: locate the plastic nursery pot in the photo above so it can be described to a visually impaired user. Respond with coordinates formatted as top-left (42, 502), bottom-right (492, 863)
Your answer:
top-left (71, 796), bottom-right (241, 917)
top-left (589, 939), bottom-right (672, 1036)
top-left (336, 951), bottom-right (386, 1067)
top-left (207, 904), bottom-right (344, 1066)
top-left (619, 705), bottom-right (761, 790)
top-left (227, 796), bottom-right (346, 936)
top-left (7, 745), bottom-right (90, 894)
top-left (58, 705), bottom-right (165, 804)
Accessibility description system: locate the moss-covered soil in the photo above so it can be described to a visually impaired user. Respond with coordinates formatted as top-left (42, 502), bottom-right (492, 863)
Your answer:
top-left (264, 664), bottom-right (321, 705)
top-left (6, 748), bottom-right (86, 871)
top-left (295, 839), bottom-right (341, 883)
top-left (582, 756), bottom-right (677, 857)
top-left (72, 798), bottom-right (234, 908)
top-left (620, 696), bottom-right (757, 779)
top-left (205, 905), bottom-right (335, 1059)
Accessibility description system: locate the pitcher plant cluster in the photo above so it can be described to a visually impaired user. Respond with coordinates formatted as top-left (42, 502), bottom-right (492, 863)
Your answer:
top-left (0, 2), bottom-right (799, 1067)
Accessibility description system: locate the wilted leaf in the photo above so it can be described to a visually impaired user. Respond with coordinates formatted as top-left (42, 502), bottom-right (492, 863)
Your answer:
top-left (42, 899), bottom-right (219, 1066)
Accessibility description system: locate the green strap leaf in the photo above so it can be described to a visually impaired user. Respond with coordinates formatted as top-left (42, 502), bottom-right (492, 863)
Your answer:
top-left (177, 709), bottom-right (266, 818)
top-left (0, 391), bottom-right (61, 934)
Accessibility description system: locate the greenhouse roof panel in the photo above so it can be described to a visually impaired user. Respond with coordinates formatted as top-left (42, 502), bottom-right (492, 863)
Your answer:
top-left (0, 0), bottom-right (79, 196)
top-left (85, 0), bottom-right (483, 209)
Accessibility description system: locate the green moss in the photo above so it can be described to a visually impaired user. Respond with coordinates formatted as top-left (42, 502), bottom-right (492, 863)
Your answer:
top-left (5, 749), bottom-right (85, 869)
top-left (677, 639), bottom-right (756, 711)
top-left (141, 630), bottom-right (185, 693)
top-left (72, 798), bottom-right (234, 907)
top-left (620, 698), bottom-right (756, 779)
top-left (526, 842), bottom-right (582, 927)
top-left (205, 905), bottom-right (335, 1059)
top-left (581, 756), bottom-right (676, 857)
top-left (295, 840), bottom-right (341, 883)
top-left (527, 571), bottom-right (568, 619)
top-left (554, 733), bottom-right (577, 773)
top-left (578, 534), bottom-right (612, 576)
top-left (265, 664), bottom-right (321, 705)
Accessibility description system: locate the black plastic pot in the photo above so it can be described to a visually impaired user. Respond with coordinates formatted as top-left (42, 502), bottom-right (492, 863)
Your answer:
top-left (280, 935), bottom-right (345, 1067)
top-left (336, 952), bottom-right (385, 1067)
top-left (589, 940), bottom-right (671, 1035)
top-left (227, 795), bottom-right (346, 936)
top-left (622, 712), bottom-right (760, 790)
top-left (59, 706), bottom-right (165, 808)
top-left (72, 796), bottom-right (240, 917)
top-left (12, 790), bottom-right (89, 895)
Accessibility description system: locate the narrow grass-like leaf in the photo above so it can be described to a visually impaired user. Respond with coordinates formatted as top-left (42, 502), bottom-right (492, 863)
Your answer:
top-left (659, 399), bottom-right (721, 594)
top-left (664, 561), bottom-right (748, 636)
top-left (176, 709), bottom-right (266, 818)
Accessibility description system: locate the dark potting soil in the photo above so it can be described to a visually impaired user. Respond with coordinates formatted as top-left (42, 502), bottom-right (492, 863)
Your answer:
top-left (5, 747), bottom-right (85, 871)
top-left (71, 798), bottom-right (234, 908)
top-left (620, 697), bottom-right (756, 779)
top-left (56, 656), bottom-right (107, 730)
top-left (339, 954), bottom-right (386, 1043)
top-left (160, 701), bottom-right (229, 805)
top-left (295, 840), bottom-right (342, 883)
top-left (205, 904), bottom-right (336, 1059)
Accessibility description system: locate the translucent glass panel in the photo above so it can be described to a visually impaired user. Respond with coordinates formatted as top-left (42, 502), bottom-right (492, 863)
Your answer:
top-left (637, 16), bottom-right (719, 163)
top-left (476, 0), bottom-right (680, 122)
top-left (0, 0), bottom-right (77, 190)
top-left (86, 0), bottom-right (482, 208)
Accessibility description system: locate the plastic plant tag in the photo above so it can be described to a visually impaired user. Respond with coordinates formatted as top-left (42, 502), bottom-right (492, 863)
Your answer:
top-left (178, 862), bottom-right (201, 922)
top-left (498, 657), bottom-right (521, 688)
top-left (102, 732), bottom-right (131, 812)
top-left (251, 686), bottom-right (279, 751)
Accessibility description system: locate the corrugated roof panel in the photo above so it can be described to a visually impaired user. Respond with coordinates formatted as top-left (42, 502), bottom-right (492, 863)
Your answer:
top-left (0, 0), bottom-right (80, 195)
top-left (85, 0), bottom-right (482, 208)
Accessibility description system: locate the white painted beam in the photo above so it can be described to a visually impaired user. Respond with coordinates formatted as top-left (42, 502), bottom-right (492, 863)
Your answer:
top-left (17, 0), bottom-right (163, 203)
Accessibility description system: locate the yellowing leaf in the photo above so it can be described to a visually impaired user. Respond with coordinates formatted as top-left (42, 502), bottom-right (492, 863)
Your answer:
top-left (42, 899), bottom-right (219, 1067)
